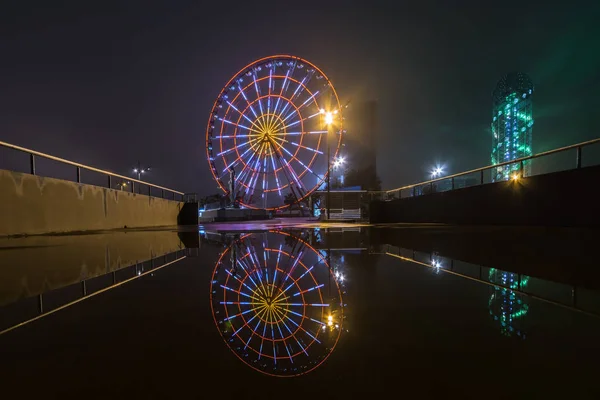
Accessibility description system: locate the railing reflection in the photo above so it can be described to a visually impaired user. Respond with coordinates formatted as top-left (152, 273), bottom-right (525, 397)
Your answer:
top-left (379, 244), bottom-right (600, 338)
top-left (0, 248), bottom-right (192, 335)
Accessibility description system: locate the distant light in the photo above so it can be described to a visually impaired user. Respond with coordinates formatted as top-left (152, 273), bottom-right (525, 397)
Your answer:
top-left (324, 111), bottom-right (334, 125)
top-left (512, 174), bottom-right (520, 181)
top-left (133, 169), bottom-right (138, 172)
top-left (319, 109), bottom-right (325, 114)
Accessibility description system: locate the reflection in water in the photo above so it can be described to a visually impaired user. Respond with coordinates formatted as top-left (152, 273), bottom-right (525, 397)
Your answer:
top-left (488, 269), bottom-right (529, 339)
top-left (210, 230), bottom-right (344, 377)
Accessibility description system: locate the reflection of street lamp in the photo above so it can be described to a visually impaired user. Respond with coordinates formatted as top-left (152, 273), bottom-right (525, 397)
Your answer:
top-left (320, 108), bottom-right (339, 220)
top-left (132, 161), bottom-right (150, 180)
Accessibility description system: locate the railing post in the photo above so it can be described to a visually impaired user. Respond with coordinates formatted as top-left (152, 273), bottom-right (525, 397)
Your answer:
top-left (412, 186), bottom-right (415, 197)
top-left (76, 167), bottom-right (81, 183)
top-left (107, 175), bottom-right (112, 188)
top-left (576, 146), bottom-right (582, 169)
top-left (161, 189), bottom-right (164, 199)
top-left (429, 181), bottom-right (433, 193)
top-left (172, 191), bottom-right (175, 200)
top-left (30, 154), bottom-right (36, 175)
top-left (131, 182), bottom-right (134, 193)
top-left (82, 280), bottom-right (87, 296)
top-left (451, 177), bottom-right (455, 190)
top-left (519, 160), bottom-right (524, 178)
top-left (480, 169), bottom-right (484, 185)
top-left (38, 294), bottom-right (43, 314)
top-left (148, 185), bottom-right (151, 197)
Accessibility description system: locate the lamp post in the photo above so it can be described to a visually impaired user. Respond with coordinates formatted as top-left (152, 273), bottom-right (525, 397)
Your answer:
top-left (132, 161), bottom-right (150, 181)
top-left (321, 109), bottom-right (336, 220)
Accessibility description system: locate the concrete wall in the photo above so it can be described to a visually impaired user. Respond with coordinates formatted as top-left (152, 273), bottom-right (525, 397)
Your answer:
top-left (370, 164), bottom-right (600, 227)
top-left (0, 169), bottom-right (183, 236)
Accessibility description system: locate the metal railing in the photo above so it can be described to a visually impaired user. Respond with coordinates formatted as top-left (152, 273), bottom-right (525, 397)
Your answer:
top-left (373, 137), bottom-right (600, 200)
top-left (0, 140), bottom-right (185, 200)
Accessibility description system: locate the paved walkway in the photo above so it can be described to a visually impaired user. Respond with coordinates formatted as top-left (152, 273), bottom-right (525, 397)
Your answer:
top-left (199, 217), bottom-right (371, 231)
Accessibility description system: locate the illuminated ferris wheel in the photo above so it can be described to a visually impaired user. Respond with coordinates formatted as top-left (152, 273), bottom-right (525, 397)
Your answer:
top-left (206, 55), bottom-right (343, 210)
top-left (210, 231), bottom-right (344, 377)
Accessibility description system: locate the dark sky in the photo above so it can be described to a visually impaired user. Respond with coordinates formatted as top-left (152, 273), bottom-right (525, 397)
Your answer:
top-left (1, 1), bottom-right (599, 195)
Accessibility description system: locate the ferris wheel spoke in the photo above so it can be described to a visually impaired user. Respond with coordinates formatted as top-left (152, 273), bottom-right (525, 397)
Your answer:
top-left (272, 130), bottom-right (327, 136)
top-left (261, 147), bottom-right (269, 203)
top-left (271, 308), bottom-right (309, 356)
top-left (281, 111), bottom-right (321, 130)
top-left (267, 68), bottom-right (272, 116)
top-left (235, 146), bottom-right (262, 196)
top-left (226, 101), bottom-right (264, 132)
top-left (219, 117), bottom-right (263, 135)
top-left (275, 142), bottom-right (316, 175)
top-left (214, 134), bottom-right (260, 139)
top-left (270, 135), bottom-right (323, 155)
top-left (221, 145), bottom-right (255, 174)
top-left (269, 140), bottom-right (303, 189)
top-left (269, 146), bottom-right (283, 196)
top-left (216, 139), bottom-right (257, 157)
top-left (239, 84), bottom-right (260, 120)
top-left (280, 310), bottom-right (321, 344)
top-left (289, 75), bottom-right (309, 102)
top-left (252, 71), bottom-right (264, 117)
top-left (298, 89), bottom-right (320, 110)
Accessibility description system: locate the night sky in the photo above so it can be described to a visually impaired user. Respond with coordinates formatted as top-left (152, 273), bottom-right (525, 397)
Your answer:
top-left (2, 1), bottom-right (599, 195)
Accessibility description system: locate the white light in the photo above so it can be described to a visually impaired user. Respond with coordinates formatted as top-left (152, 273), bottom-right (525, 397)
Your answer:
top-left (133, 169), bottom-right (138, 172)
top-left (319, 108), bottom-right (325, 114)
top-left (340, 275), bottom-right (344, 282)
top-left (324, 111), bottom-right (334, 125)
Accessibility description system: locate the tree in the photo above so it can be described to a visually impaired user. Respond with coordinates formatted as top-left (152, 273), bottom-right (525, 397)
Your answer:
top-left (284, 193), bottom-right (296, 214)
top-left (200, 193), bottom-right (224, 208)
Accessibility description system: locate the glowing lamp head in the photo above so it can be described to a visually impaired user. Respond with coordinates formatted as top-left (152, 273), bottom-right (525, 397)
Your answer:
top-left (512, 174), bottom-right (520, 181)
top-left (324, 111), bottom-right (334, 125)
top-left (133, 168), bottom-right (138, 173)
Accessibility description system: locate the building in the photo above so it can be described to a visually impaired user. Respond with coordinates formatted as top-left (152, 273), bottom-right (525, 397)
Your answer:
top-left (340, 100), bottom-right (378, 189)
top-left (491, 73), bottom-right (534, 181)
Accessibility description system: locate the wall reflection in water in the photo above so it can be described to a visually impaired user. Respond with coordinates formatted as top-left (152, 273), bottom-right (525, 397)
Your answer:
top-left (209, 230), bottom-right (345, 377)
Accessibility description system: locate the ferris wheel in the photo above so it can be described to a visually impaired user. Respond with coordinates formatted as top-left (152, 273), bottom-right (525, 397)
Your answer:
top-left (206, 55), bottom-right (343, 210)
top-left (210, 231), bottom-right (344, 377)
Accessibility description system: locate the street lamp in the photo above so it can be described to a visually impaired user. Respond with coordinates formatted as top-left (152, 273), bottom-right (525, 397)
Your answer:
top-left (320, 108), bottom-right (339, 220)
top-left (116, 181), bottom-right (130, 191)
top-left (430, 166), bottom-right (444, 179)
top-left (132, 161), bottom-right (150, 180)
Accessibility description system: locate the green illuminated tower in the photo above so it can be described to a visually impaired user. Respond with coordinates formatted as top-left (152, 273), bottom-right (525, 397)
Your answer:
top-left (491, 72), bottom-right (534, 181)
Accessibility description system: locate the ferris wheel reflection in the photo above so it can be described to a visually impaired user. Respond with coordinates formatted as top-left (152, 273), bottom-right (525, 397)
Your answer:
top-left (210, 230), bottom-right (345, 377)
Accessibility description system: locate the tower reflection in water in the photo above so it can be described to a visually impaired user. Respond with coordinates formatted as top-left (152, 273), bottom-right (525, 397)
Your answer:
top-left (210, 230), bottom-right (344, 377)
top-left (488, 268), bottom-right (529, 339)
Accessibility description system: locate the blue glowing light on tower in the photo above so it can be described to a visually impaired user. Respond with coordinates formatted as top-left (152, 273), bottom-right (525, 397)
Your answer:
top-left (491, 72), bottom-right (534, 181)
